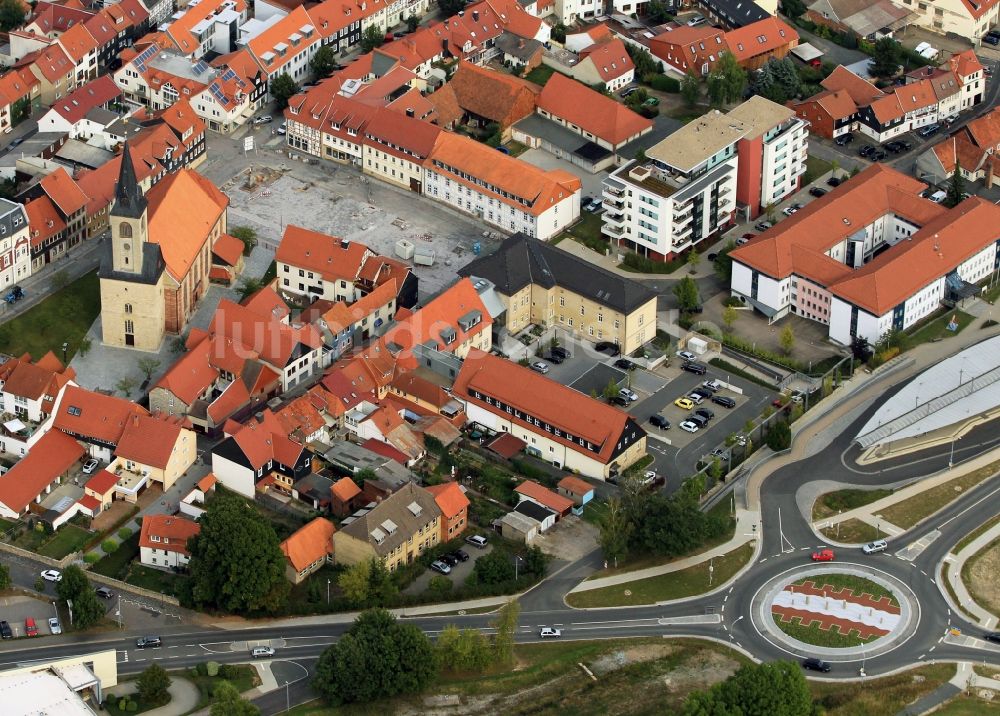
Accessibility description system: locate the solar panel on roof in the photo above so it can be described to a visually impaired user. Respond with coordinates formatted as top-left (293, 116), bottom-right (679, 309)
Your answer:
top-left (220, 67), bottom-right (237, 82)
top-left (192, 60), bottom-right (209, 75)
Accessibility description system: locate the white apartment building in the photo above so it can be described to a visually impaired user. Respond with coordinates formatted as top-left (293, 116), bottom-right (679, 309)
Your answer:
top-left (0, 200), bottom-right (32, 290)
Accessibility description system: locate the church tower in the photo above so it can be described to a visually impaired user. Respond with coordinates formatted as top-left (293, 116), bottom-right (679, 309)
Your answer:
top-left (110, 143), bottom-right (148, 274)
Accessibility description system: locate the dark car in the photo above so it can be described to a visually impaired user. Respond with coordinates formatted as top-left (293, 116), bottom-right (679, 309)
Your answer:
top-left (695, 408), bottom-right (715, 421)
top-left (690, 388), bottom-right (713, 400)
top-left (809, 187), bottom-right (827, 198)
top-left (986, 34), bottom-right (1000, 45)
top-left (546, 352), bottom-right (565, 364)
top-left (681, 361), bottom-right (707, 375)
top-left (615, 358), bottom-right (637, 371)
top-left (886, 140), bottom-right (912, 153)
top-left (610, 395), bottom-right (630, 407)
top-left (551, 346), bottom-right (570, 360)
top-left (858, 144), bottom-right (875, 157)
top-left (870, 149), bottom-right (888, 161)
top-left (0, 621), bottom-right (11, 639)
top-left (826, 176), bottom-right (842, 187)
top-left (834, 132), bottom-right (854, 145)
top-left (649, 414), bottom-right (670, 430)
top-left (707, 252), bottom-right (718, 261)
top-left (595, 341), bottom-right (620, 356)
top-left (754, 221), bottom-right (772, 231)
top-left (802, 658), bottom-right (831, 673)
top-left (136, 636), bottom-right (162, 649)
top-left (95, 586), bottom-right (114, 599)
top-left (984, 632), bottom-right (1000, 644)
top-left (689, 413), bottom-right (709, 428)
top-left (712, 395), bottom-right (736, 409)
top-left (450, 549), bottom-right (469, 562)
top-left (918, 123), bottom-right (941, 137)
top-left (440, 553), bottom-right (460, 566)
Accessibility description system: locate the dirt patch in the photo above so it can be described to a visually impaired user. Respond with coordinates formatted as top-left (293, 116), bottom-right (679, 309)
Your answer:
top-left (589, 643), bottom-right (678, 675)
top-left (965, 537), bottom-right (1000, 617)
top-left (655, 649), bottom-right (741, 695)
top-left (530, 515), bottom-right (598, 562)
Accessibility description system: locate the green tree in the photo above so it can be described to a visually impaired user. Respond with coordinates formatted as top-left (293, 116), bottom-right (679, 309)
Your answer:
top-left (681, 70), bottom-right (700, 107)
top-left (597, 496), bottom-right (631, 567)
top-left (0, 563), bottom-right (10, 591)
top-left (137, 357), bottom-right (160, 382)
top-left (782, 0), bottom-right (806, 19)
top-left (210, 681), bottom-right (259, 716)
top-left (313, 609), bottom-right (436, 704)
top-left (269, 73), bottom-right (298, 110)
top-left (551, 22), bottom-right (567, 43)
top-left (944, 163), bottom-right (966, 208)
top-left (491, 599), bottom-right (520, 664)
top-left (645, 0), bottom-right (674, 23)
top-left (230, 226), bottom-right (258, 255)
top-left (77, 337), bottom-right (92, 357)
top-left (779, 325), bottom-right (795, 355)
top-left (406, 14), bottom-right (420, 32)
top-left (870, 37), bottom-right (902, 78)
top-left (471, 548), bottom-right (516, 585)
top-left (51, 269), bottom-right (71, 290)
top-left (686, 248), bottom-right (700, 273)
top-left (438, 0), bottom-right (466, 18)
top-left (338, 559), bottom-right (372, 606)
top-left (717, 51), bottom-right (748, 104)
top-left (672, 276), bottom-right (701, 311)
top-left (713, 240), bottom-right (737, 282)
top-left (360, 25), bottom-right (384, 52)
top-left (310, 45), bottom-right (337, 79)
top-left (625, 44), bottom-right (661, 80)
top-left (115, 377), bottom-right (137, 396)
top-left (0, 0), bottom-right (26, 32)
top-left (236, 277), bottom-right (264, 301)
top-left (436, 625), bottom-right (491, 672)
top-left (602, 378), bottom-right (620, 400)
top-left (766, 421), bottom-right (792, 451)
top-left (137, 664), bottom-right (171, 705)
top-left (722, 305), bottom-right (738, 330)
top-left (187, 493), bottom-right (289, 614)
top-left (682, 661), bottom-right (814, 716)
top-left (55, 565), bottom-right (105, 629)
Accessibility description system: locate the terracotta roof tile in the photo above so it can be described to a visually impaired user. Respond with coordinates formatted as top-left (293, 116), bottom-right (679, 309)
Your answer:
top-left (425, 482), bottom-right (469, 520)
top-left (537, 73), bottom-right (652, 147)
top-left (440, 61), bottom-right (539, 127)
top-left (558, 475), bottom-right (592, 495)
top-left (115, 414), bottom-right (184, 469)
top-left (54, 385), bottom-right (149, 444)
top-left (0, 430), bottom-right (84, 514)
top-left (280, 517), bottom-right (335, 571)
top-left (139, 514), bottom-right (200, 556)
top-left (48, 75), bottom-right (121, 124)
top-left (383, 277), bottom-right (491, 356)
top-left (212, 233), bottom-right (244, 267)
top-left (821, 65), bottom-right (884, 106)
top-left (84, 469), bottom-right (118, 495)
top-left (275, 225), bottom-right (371, 283)
top-left (724, 16), bottom-right (798, 64)
top-left (578, 38), bottom-right (634, 82)
top-left (331, 476), bottom-right (361, 502)
top-left (515, 479), bottom-right (574, 513)
top-left (40, 167), bottom-right (88, 217)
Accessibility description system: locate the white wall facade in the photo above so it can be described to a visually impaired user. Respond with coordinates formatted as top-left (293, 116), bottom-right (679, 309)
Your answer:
top-left (140, 544), bottom-right (191, 569)
top-left (760, 119), bottom-right (808, 208)
top-left (210, 452), bottom-right (256, 498)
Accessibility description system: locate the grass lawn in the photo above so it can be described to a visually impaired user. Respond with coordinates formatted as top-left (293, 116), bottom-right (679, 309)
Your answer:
top-left (585, 500), bottom-right (737, 579)
top-left (812, 488), bottom-right (893, 521)
top-left (961, 534), bottom-right (1000, 617)
top-left (974, 665), bottom-right (1000, 679)
top-left (792, 573), bottom-right (899, 608)
top-left (805, 154), bottom-right (833, 181)
top-left (879, 461), bottom-right (999, 529)
top-left (127, 565), bottom-right (189, 597)
top-left (820, 517), bottom-right (880, 544)
top-left (668, 106), bottom-right (708, 123)
top-left (935, 695), bottom-right (1000, 715)
top-left (566, 543), bottom-right (753, 608)
top-left (503, 140), bottom-right (529, 157)
top-left (581, 499), bottom-right (609, 527)
top-left (91, 533), bottom-right (140, 580)
top-left (956, 514), bottom-right (1000, 554)
top-left (0, 517), bottom-right (17, 534)
top-left (907, 308), bottom-right (975, 345)
top-left (0, 271), bottom-right (100, 361)
top-left (557, 212), bottom-right (607, 254)
top-left (524, 64), bottom-right (555, 86)
top-left (811, 663), bottom-right (955, 716)
top-left (181, 666), bottom-right (259, 712)
top-left (37, 525), bottom-right (92, 559)
top-left (772, 613), bottom-right (880, 647)
top-left (105, 693), bottom-right (167, 716)
top-left (942, 562), bottom-right (979, 622)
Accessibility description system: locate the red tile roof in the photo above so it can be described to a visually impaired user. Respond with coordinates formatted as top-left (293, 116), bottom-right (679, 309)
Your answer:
top-left (537, 73), bottom-right (652, 147)
top-left (579, 38), bottom-right (634, 83)
top-left (948, 49), bottom-right (984, 79)
top-left (54, 385), bottom-right (148, 445)
top-left (0, 430), bottom-right (84, 515)
top-left (515, 479), bottom-right (574, 514)
top-left (115, 414), bottom-right (185, 469)
top-left (40, 167), bottom-right (88, 217)
top-left (30, 43), bottom-right (75, 84)
top-left (438, 61), bottom-right (540, 127)
top-left (558, 475), bottom-right (593, 496)
top-left (821, 65), bottom-right (884, 106)
top-left (360, 437), bottom-right (410, 465)
top-left (247, 7), bottom-right (321, 75)
top-left (724, 16), bottom-right (798, 64)
top-left (383, 277), bottom-right (491, 357)
top-left (280, 517), bottom-right (335, 572)
top-left (139, 514), bottom-right (200, 556)
top-left (25, 196), bottom-right (66, 248)
top-left (331, 476), bottom-right (361, 502)
top-left (84, 469), bottom-right (118, 496)
top-left (48, 75), bottom-right (121, 124)
top-left (212, 233), bottom-right (244, 267)
top-left (649, 26), bottom-right (727, 74)
top-left (275, 226), bottom-right (371, 283)
top-left (227, 409), bottom-right (304, 470)
top-left (453, 350), bottom-right (642, 464)
top-left (425, 482), bottom-right (469, 520)
top-left (0, 68), bottom-right (40, 107)
top-left (364, 108), bottom-right (442, 161)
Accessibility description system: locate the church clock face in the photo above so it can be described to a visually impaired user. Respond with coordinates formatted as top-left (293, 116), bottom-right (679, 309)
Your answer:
top-left (123, 243), bottom-right (130, 251)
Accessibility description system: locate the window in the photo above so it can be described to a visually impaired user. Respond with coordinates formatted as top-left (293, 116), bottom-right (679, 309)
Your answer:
top-left (124, 303), bottom-right (132, 314)
top-left (119, 222), bottom-right (132, 238)
top-left (124, 319), bottom-right (134, 334)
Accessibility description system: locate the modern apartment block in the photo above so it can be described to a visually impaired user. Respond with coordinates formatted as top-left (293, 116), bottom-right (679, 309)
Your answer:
top-left (601, 109), bottom-right (739, 261)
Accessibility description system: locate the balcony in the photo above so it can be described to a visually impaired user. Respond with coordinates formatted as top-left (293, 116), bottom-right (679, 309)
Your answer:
top-left (602, 190), bottom-right (625, 207)
top-left (603, 222), bottom-right (625, 238)
top-left (603, 210), bottom-right (625, 226)
top-left (604, 183), bottom-right (625, 197)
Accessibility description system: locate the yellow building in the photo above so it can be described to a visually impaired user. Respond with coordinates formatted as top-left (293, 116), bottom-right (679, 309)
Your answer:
top-left (333, 483), bottom-right (442, 572)
top-left (458, 233), bottom-right (658, 354)
top-left (107, 414), bottom-right (197, 496)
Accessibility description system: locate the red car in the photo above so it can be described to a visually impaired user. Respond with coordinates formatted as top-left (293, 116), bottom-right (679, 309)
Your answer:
top-left (811, 549), bottom-right (835, 562)
top-left (24, 617), bottom-right (37, 636)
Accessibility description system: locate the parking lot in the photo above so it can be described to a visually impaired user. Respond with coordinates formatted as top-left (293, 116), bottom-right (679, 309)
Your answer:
top-left (404, 542), bottom-right (493, 595)
top-left (0, 593), bottom-right (62, 639)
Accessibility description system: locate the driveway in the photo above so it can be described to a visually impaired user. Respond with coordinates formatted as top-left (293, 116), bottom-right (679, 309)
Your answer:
top-left (0, 594), bottom-right (61, 638)
top-left (403, 543), bottom-right (493, 595)
top-left (530, 515), bottom-right (597, 561)
top-left (518, 148), bottom-right (609, 198)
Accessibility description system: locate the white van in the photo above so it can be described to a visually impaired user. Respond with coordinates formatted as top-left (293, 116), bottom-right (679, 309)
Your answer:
top-left (929, 190), bottom-right (947, 204)
top-left (920, 46), bottom-right (940, 60)
top-left (914, 42), bottom-right (931, 54)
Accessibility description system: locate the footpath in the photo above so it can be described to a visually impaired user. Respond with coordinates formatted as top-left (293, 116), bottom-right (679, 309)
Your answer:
top-left (943, 520), bottom-right (1000, 629)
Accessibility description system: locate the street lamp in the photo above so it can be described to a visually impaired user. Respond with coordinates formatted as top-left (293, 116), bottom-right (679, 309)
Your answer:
top-left (514, 556), bottom-right (524, 581)
top-left (949, 436), bottom-right (960, 468)
top-left (327, 578), bottom-right (331, 605)
top-left (61, 342), bottom-right (68, 364)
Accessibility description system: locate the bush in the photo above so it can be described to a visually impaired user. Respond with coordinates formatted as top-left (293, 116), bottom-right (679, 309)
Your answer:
top-left (647, 74), bottom-right (680, 92)
top-left (118, 528), bottom-right (132, 540)
top-left (766, 421), bottom-right (792, 451)
top-left (84, 553), bottom-right (101, 564)
top-left (219, 664), bottom-right (239, 679)
top-left (101, 539), bottom-right (118, 553)
top-left (206, 661), bottom-right (220, 677)
top-left (127, 702), bottom-right (137, 712)
top-left (621, 251), bottom-right (683, 274)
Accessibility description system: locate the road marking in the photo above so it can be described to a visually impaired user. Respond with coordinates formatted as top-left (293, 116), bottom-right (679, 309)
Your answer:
top-left (919, 654), bottom-right (926, 659)
top-left (728, 587), bottom-right (734, 594)
top-left (930, 646), bottom-right (936, 652)
top-left (939, 482), bottom-right (1000, 529)
top-left (758, 558), bottom-right (767, 563)
top-left (724, 595), bottom-right (729, 602)
top-left (920, 570), bottom-right (928, 576)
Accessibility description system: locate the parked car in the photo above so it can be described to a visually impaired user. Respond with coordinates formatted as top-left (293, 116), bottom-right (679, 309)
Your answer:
top-left (551, 346), bottom-right (570, 360)
top-left (983, 632), bottom-right (1000, 644)
top-left (581, 196), bottom-right (594, 210)
top-left (834, 132), bottom-right (854, 145)
top-left (252, 646), bottom-right (276, 658)
top-left (712, 395), bottom-right (736, 409)
top-left (754, 221), bottom-right (772, 231)
top-left (530, 361), bottom-right (549, 374)
top-left (679, 420), bottom-right (699, 433)
top-left (95, 587), bottom-right (114, 599)
top-left (0, 621), bottom-right (11, 639)
top-left (735, 236), bottom-right (752, 246)
top-left (701, 379), bottom-right (722, 392)
top-left (40, 569), bottom-right (61, 582)
top-left (858, 144), bottom-right (875, 157)
top-left (440, 553), bottom-right (460, 566)
top-left (812, 549), bottom-right (835, 562)
top-left (4, 285), bottom-right (23, 304)
top-left (710, 448), bottom-right (728, 460)
top-left (886, 139), bottom-right (912, 153)
top-left (649, 414), bottom-right (671, 430)
top-left (615, 358), bottom-right (637, 370)
top-left (686, 14), bottom-right (707, 26)
top-left (781, 206), bottom-right (797, 217)
top-left (609, 395), bottom-right (630, 407)
top-left (620, 86), bottom-right (640, 98)
top-left (681, 362), bottom-right (707, 375)
top-left (985, 30), bottom-right (1000, 45)
top-left (277, 122), bottom-right (287, 135)
top-left (449, 549), bottom-right (469, 562)
top-left (809, 187), bottom-right (827, 198)
top-left (596, 341), bottom-right (621, 355)
top-left (870, 149), bottom-right (888, 162)
top-left (690, 388), bottom-right (713, 400)
top-left (689, 413), bottom-right (709, 428)
top-left (695, 408), bottom-right (714, 421)
top-left (802, 658), bottom-right (831, 673)
top-left (686, 392), bottom-right (704, 405)
top-left (546, 351), bottom-right (565, 364)
top-left (862, 539), bottom-right (888, 554)
top-left (253, 115), bottom-right (273, 125)
top-left (48, 617), bottom-right (61, 635)
top-left (676, 350), bottom-right (696, 361)
top-left (430, 560), bottom-right (452, 575)
top-left (136, 636), bottom-right (162, 648)
top-left (81, 458), bottom-right (99, 474)
top-left (826, 176), bottom-right (842, 188)
top-left (918, 123), bottom-right (941, 138)
top-left (618, 388), bottom-right (638, 403)
top-left (539, 627), bottom-right (562, 638)
top-left (25, 618), bottom-right (37, 637)
top-left (465, 535), bottom-right (488, 548)
top-left (674, 397), bottom-right (695, 410)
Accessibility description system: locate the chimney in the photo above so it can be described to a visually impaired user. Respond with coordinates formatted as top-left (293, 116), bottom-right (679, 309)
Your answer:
top-left (472, 10), bottom-right (479, 20)
top-left (518, 39), bottom-right (524, 48)
top-left (341, 239), bottom-right (350, 249)
top-left (406, 107), bottom-right (415, 117)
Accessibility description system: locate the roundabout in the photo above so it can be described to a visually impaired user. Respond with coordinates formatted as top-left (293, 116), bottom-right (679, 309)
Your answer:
top-left (750, 563), bottom-right (921, 662)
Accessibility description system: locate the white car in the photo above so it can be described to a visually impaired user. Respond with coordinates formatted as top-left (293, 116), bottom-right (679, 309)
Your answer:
top-left (641, 470), bottom-right (657, 485)
top-left (530, 361), bottom-right (550, 374)
top-left (703, 379), bottom-right (723, 392)
top-left (277, 122), bottom-right (287, 135)
top-left (679, 420), bottom-right (699, 433)
top-left (253, 115), bottom-right (273, 125)
top-left (782, 206), bottom-right (797, 216)
top-left (81, 458), bottom-right (99, 474)
top-left (251, 646), bottom-right (275, 658)
top-left (539, 627), bottom-right (562, 638)
top-left (430, 560), bottom-right (452, 575)
top-left (862, 539), bottom-right (888, 554)
top-left (48, 617), bottom-right (62, 635)
top-left (677, 350), bottom-right (696, 361)
top-left (40, 570), bottom-right (62, 582)
top-left (618, 388), bottom-right (638, 402)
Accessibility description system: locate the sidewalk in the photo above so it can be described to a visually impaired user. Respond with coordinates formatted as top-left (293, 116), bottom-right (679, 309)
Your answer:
top-left (944, 521), bottom-right (1000, 628)
top-left (569, 508), bottom-right (757, 593)
top-left (555, 233), bottom-right (719, 281)
top-left (111, 676), bottom-right (201, 716)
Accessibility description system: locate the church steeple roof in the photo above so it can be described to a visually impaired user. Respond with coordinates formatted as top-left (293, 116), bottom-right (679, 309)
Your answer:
top-left (112, 141), bottom-right (147, 219)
